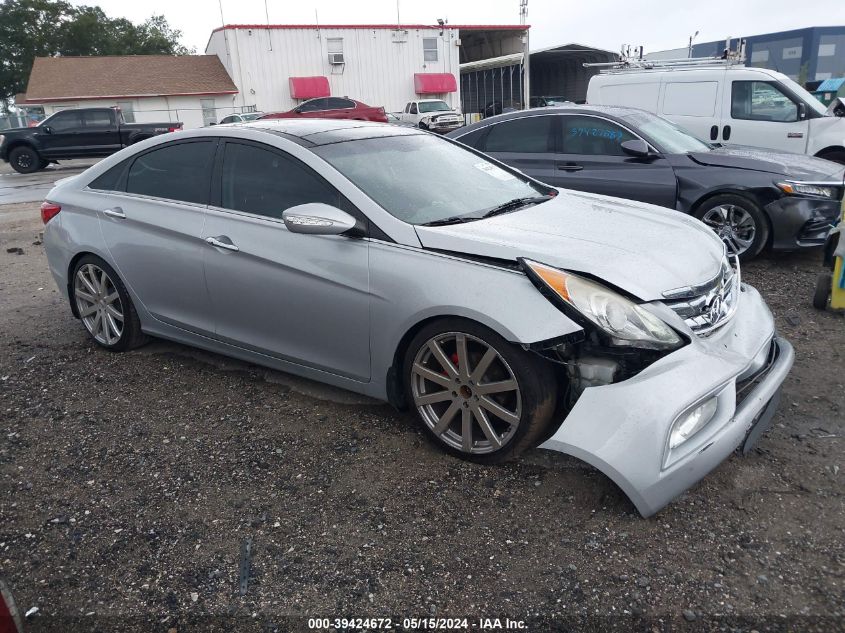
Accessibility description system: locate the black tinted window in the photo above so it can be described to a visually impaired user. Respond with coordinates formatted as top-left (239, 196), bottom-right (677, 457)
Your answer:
top-left (83, 110), bottom-right (113, 127)
top-left (48, 111), bottom-right (82, 131)
top-left (89, 159), bottom-right (129, 191)
top-left (126, 141), bottom-right (215, 204)
top-left (731, 81), bottom-right (798, 122)
top-left (326, 98), bottom-right (355, 109)
top-left (220, 142), bottom-right (343, 218)
top-left (560, 116), bottom-right (635, 156)
top-left (483, 116), bottom-right (553, 153)
top-left (454, 127), bottom-right (487, 149)
top-left (299, 98), bottom-right (328, 112)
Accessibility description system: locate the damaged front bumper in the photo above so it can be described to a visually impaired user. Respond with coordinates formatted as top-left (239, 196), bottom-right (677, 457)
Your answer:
top-left (766, 195), bottom-right (841, 250)
top-left (540, 283), bottom-right (794, 517)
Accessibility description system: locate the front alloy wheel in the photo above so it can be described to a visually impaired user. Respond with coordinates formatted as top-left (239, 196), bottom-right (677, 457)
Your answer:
top-left (405, 320), bottom-right (556, 463)
top-left (695, 194), bottom-right (769, 261)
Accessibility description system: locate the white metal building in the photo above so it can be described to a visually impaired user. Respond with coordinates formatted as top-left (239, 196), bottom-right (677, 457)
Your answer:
top-left (205, 24), bottom-right (529, 114)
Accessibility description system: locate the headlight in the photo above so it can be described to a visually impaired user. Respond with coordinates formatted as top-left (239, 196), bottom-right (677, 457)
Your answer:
top-left (776, 181), bottom-right (837, 199)
top-left (669, 396), bottom-right (718, 449)
top-left (521, 259), bottom-right (683, 351)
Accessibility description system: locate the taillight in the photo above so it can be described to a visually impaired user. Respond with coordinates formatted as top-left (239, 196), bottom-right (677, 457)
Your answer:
top-left (167, 126), bottom-right (180, 132)
top-left (40, 201), bottom-right (61, 224)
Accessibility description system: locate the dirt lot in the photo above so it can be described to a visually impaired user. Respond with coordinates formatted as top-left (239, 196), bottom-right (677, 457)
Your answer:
top-left (0, 200), bottom-right (843, 632)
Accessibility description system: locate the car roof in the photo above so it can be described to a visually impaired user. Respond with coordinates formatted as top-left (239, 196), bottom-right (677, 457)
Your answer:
top-left (219, 118), bottom-right (424, 146)
top-left (447, 104), bottom-right (644, 136)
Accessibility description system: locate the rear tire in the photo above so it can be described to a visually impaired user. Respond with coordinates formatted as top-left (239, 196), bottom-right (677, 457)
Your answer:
top-left (71, 255), bottom-right (147, 351)
top-left (8, 146), bottom-right (42, 174)
top-left (403, 318), bottom-right (557, 464)
top-left (813, 272), bottom-right (832, 310)
top-left (694, 193), bottom-right (769, 261)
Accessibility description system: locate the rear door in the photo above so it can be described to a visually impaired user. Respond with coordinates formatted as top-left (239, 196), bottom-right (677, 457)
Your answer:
top-left (476, 115), bottom-right (559, 185)
top-left (80, 109), bottom-right (121, 155)
top-left (201, 140), bottom-right (371, 380)
top-left (95, 138), bottom-right (217, 334)
top-left (552, 114), bottom-right (677, 208)
top-left (719, 79), bottom-right (809, 152)
top-left (660, 78), bottom-right (724, 143)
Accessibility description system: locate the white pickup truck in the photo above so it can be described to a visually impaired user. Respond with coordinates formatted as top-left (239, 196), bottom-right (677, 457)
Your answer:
top-left (399, 99), bottom-right (464, 133)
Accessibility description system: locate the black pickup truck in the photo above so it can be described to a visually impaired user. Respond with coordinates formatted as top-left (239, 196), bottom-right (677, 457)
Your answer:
top-left (0, 107), bottom-right (182, 174)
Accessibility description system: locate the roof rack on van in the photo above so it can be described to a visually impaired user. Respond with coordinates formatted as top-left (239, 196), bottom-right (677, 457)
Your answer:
top-left (585, 40), bottom-right (746, 73)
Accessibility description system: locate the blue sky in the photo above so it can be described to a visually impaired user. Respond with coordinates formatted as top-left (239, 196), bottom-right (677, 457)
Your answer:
top-left (75, 0), bottom-right (845, 55)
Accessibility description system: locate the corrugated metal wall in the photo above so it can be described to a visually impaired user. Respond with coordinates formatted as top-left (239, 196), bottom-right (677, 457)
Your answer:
top-left (207, 27), bottom-right (463, 114)
top-left (460, 65), bottom-right (524, 114)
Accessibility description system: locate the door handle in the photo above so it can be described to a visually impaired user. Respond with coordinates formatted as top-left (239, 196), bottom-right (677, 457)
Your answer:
top-left (557, 163), bottom-right (583, 171)
top-left (710, 125), bottom-right (718, 141)
top-left (722, 125), bottom-right (731, 141)
top-left (205, 236), bottom-right (239, 252)
top-left (102, 207), bottom-right (125, 219)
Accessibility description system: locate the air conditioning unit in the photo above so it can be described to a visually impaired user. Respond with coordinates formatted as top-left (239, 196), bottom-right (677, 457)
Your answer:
top-left (328, 52), bottom-right (345, 65)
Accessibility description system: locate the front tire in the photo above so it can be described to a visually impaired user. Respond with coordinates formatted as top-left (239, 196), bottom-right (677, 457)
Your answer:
top-left (694, 194), bottom-right (769, 261)
top-left (71, 255), bottom-right (146, 351)
top-left (8, 146), bottom-right (43, 174)
top-left (813, 272), bottom-right (832, 310)
top-left (403, 319), bottom-right (557, 464)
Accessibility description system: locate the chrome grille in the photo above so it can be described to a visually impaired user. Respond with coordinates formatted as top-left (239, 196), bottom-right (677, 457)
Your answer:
top-left (662, 257), bottom-right (741, 336)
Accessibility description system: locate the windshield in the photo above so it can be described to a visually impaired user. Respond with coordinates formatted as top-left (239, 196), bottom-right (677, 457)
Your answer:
top-left (314, 134), bottom-right (548, 225)
top-left (621, 111), bottom-right (711, 154)
top-left (778, 75), bottom-right (828, 116)
top-left (418, 101), bottom-right (451, 113)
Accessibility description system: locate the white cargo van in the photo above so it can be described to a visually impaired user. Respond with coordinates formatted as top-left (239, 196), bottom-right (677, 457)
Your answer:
top-left (587, 63), bottom-right (845, 163)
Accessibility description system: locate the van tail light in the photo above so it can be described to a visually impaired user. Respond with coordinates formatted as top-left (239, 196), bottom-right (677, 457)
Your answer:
top-left (40, 201), bottom-right (61, 224)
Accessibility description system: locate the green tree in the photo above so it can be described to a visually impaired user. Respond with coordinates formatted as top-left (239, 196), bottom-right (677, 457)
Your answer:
top-left (0, 0), bottom-right (194, 110)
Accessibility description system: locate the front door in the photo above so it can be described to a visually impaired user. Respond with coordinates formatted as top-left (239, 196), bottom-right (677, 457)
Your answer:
top-left (552, 114), bottom-right (678, 208)
top-left (96, 138), bottom-right (217, 334)
top-left (720, 79), bottom-right (810, 153)
top-left (202, 140), bottom-right (371, 381)
top-left (39, 110), bottom-right (84, 158)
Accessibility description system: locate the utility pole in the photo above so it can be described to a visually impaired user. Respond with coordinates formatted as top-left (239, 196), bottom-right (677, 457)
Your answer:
top-left (520, 0), bottom-right (529, 109)
top-left (688, 30), bottom-right (699, 58)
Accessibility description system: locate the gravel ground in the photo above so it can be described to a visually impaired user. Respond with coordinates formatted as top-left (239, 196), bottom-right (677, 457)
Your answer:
top-left (1, 201), bottom-right (843, 632)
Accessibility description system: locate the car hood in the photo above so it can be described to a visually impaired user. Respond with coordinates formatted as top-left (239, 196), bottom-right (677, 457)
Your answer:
top-left (414, 190), bottom-right (726, 301)
top-left (688, 145), bottom-right (845, 181)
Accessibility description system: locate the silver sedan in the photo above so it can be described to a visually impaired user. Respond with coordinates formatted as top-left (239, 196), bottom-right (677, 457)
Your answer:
top-left (41, 120), bottom-right (793, 516)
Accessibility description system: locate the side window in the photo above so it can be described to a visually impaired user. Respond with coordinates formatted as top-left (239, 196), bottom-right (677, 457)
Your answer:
top-left (48, 111), bottom-right (82, 131)
top-left (220, 142), bottom-right (344, 219)
top-left (326, 97), bottom-right (355, 109)
top-left (220, 115), bottom-right (236, 124)
top-left (454, 127), bottom-right (487, 149)
top-left (299, 98), bottom-right (328, 112)
top-left (410, 103), bottom-right (418, 114)
top-left (89, 158), bottom-right (130, 192)
top-left (731, 81), bottom-right (798, 122)
top-left (560, 116), bottom-right (635, 156)
top-left (126, 140), bottom-right (215, 204)
top-left (404, 103), bottom-right (410, 113)
top-left (83, 110), bottom-right (113, 128)
top-left (482, 116), bottom-right (554, 153)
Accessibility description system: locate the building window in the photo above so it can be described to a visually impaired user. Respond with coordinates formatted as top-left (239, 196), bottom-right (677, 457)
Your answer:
top-left (423, 38), bottom-right (438, 62)
top-left (117, 101), bottom-right (135, 123)
top-left (818, 43), bottom-right (836, 57)
top-left (200, 98), bottom-right (217, 126)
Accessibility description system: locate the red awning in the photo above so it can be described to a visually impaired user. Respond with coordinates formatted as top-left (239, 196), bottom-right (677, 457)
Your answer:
top-left (289, 76), bottom-right (330, 99)
top-left (414, 73), bottom-right (458, 94)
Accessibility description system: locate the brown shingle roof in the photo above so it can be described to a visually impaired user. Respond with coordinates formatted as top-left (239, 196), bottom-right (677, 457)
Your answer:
top-left (23, 55), bottom-right (237, 102)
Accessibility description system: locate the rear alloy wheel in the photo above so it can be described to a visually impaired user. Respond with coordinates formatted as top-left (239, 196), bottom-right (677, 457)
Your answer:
top-left (404, 319), bottom-right (556, 463)
top-left (8, 146), bottom-right (42, 174)
top-left (695, 194), bottom-right (769, 261)
top-left (72, 256), bottom-right (146, 351)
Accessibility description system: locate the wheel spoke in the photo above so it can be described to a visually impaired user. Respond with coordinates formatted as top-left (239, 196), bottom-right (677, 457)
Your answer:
top-left (103, 291), bottom-right (119, 304)
top-left (471, 403), bottom-right (502, 448)
top-left (105, 313), bottom-right (121, 340)
top-left (433, 400), bottom-right (461, 435)
top-left (105, 302), bottom-right (123, 319)
top-left (479, 395), bottom-right (520, 427)
top-left (474, 378), bottom-right (517, 395)
top-left (415, 390), bottom-right (452, 406)
top-left (454, 333), bottom-right (470, 380)
top-left (77, 270), bottom-right (97, 296)
top-left (99, 269), bottom-right (108, 294)
top-left (428, 340), bottom-right (458, 379)
top-left (469, 347), bottom-right (497, 383)
top-left (461, 407), bottom-right (473, 452)
top-left (413, 363), bottom-right (453, 389)
top-left (79, 304), bottom-right (98, 318)
top-left (75, 290), bottom-right (96, 303)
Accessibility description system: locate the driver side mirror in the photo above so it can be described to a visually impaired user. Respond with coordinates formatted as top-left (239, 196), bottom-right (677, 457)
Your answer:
top-left (42, 126), bottom-right (52, 134)
top-left (620, 139), bottom-right (652, 158)
top-left (798, 102), bottom-right (807, 120)
top-left (282, 203), bottom-right (360, 236)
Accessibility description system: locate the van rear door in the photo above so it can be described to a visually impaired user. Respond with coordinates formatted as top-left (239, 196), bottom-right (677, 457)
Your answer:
top-left (719, 77), bottom-right (809, 153)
